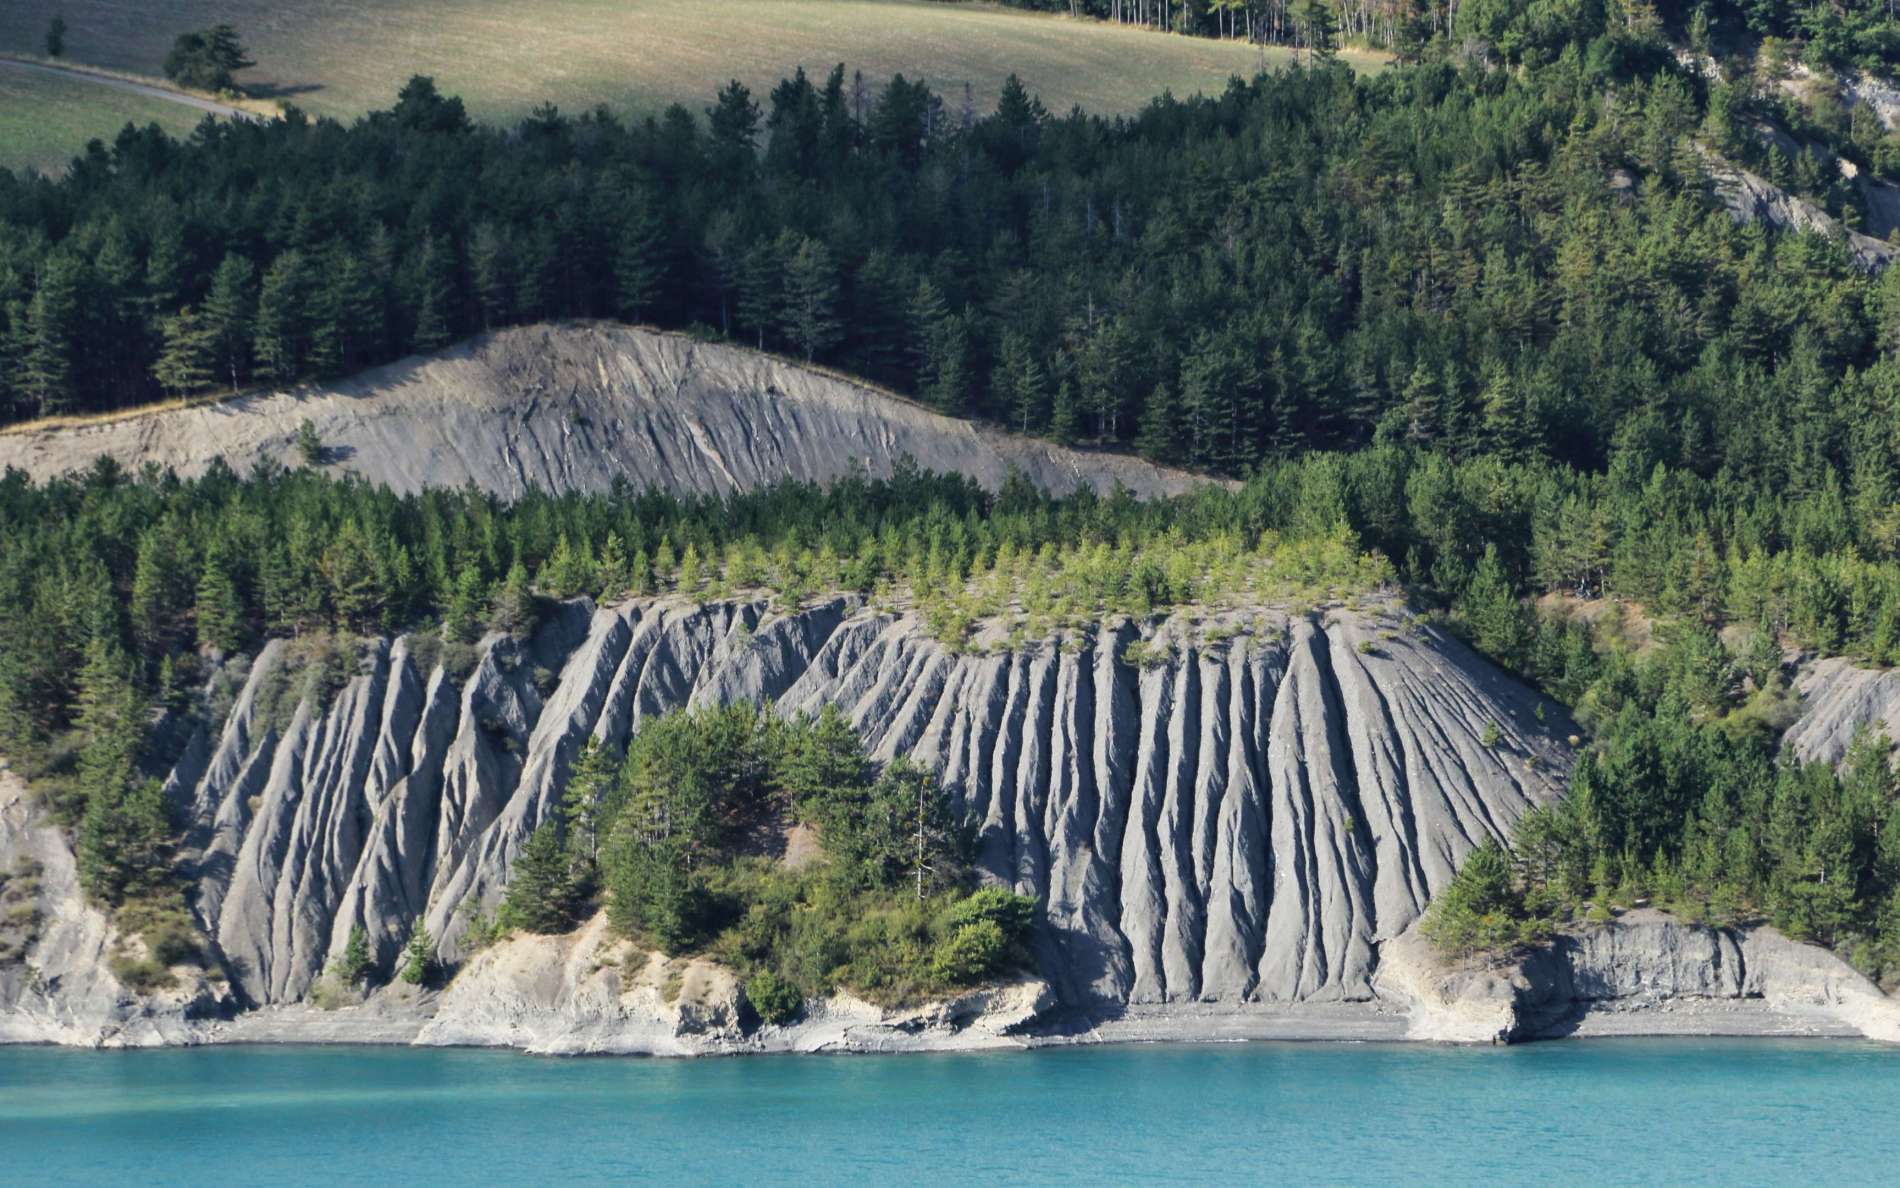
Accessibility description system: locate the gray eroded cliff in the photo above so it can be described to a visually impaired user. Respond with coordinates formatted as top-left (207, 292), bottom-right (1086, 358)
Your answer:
top-left (1381, 909), bottom-right (1900, 1043)
top-left (0, 323), bottom-right (1213, 500)
top-left (160, 594), bottom-right (1572, 1015)
top-left (1784, 656), bottom-right (1900, 765)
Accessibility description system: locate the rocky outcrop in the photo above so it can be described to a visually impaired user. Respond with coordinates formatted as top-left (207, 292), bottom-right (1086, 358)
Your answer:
top-left (0, 323), bottom-right (1213, 500)
top-left (405, 912), bottom-right (1058, 1056)
top-left (1380, 910), bottom-right (1900, 1043)
top-left (1784, 656), bottom-right (1900, 765)
top-left (0, 768), bottom-right (227, 1046)
top-left (1703, 151), bottom-right (1897, 271)
top-left (2, 590), bottom-right (1576, 1045)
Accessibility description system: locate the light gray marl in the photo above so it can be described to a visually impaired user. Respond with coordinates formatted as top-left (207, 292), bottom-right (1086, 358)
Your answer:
top-left (0, 323), bottom-right (1217, 500)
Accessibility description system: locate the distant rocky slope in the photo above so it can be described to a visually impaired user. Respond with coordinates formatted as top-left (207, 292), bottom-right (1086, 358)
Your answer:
top-left (0, 323), bottom-right (1213, 499)
top-left (1784, 657), bottom-right (1900, 765)
top-left (3, 592), bottom-right (1584, 1046)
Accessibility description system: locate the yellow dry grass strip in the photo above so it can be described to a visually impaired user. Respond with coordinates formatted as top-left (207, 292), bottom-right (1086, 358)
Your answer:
top-left (0, 389), bottom-right (251, 436)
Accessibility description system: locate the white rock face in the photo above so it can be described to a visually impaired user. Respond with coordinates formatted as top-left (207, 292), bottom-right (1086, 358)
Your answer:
top-left (0, 323), bottom-right (1215, 500)
top-left (153, 593), bottom-right (1574, 1017)
top-left (1381, 910), bottom-right (1900, 1043)
top-left (409, 912), bottom-right (1059, 1056)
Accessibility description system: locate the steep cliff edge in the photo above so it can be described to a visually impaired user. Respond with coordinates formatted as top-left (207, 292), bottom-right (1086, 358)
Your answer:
top-left (188, 594), bottom-right (1573, 1009)
top-left (0, 323), bottom-right (1212, 500)
top-left (2, 592), bottom-right (1584, 1046)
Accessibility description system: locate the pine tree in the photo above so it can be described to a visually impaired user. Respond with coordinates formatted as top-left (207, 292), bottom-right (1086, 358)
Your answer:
top-left (152, 306), bottom-right (216, 395)
top-left (409, 234), bottom-right (456, 353)
top-left (500, 822), bottom-right (580, 934)
top-left (995, 330), bottom-right (1048, 434)
top-left (322, 520), bottom-right (390, 634)
top-left (469, 222), bottom-right (516, 328)
top-left (541, 533), bottom-right (596, 598)
top-left (913, 291), bottom-right (969, 416)
top-left (310, 248), bottom-right (381, 376)
top-left (130, 523), bottom-right (193, 657)
top-left (596, 532), bottom-right (629, 602)
top-left (490, 561), bottom-right (536, 637)
top-left (195, 540), bottom-right (246, 652)
top-left (615, 198), bottom-right (667, 323)
top-left (1464, 544), bottom-right (1533, 668)
top-left (443, 562), bottom-right (487, 643)
top-left (1135, 381), bottom-right (1179, 463)
top-left (1479, 362), bottom-right (1532, 463)
top-left (142, 221), bottom-right (188, 321)
top-left (203, 253), bottom-right (255, 390)
top-left (1050, 380), bottom-right (1079, 446)
top-left (254, 250), bottom-right (310, 382)
top-left (561, 739), bottom-right (618, 865)
top-left (779, 235), bottom-right (842, 362)
top-left (19, 255), bottom-right (81, 417)
top-left (736, 239), bottom-right (779, 351)
top-left (333, 925), bottom-right (373, 987)
top-left (1400, 361), bottom-right (1439, 444)
top-left (399, 927), bottom-right (437, 986)
top-left (73, 639), bottom-right (170, 905)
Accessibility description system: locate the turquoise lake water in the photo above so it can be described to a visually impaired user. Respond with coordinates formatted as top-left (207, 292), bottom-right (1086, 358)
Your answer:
top-left (2, 1039), bottom-right (1894, 1185)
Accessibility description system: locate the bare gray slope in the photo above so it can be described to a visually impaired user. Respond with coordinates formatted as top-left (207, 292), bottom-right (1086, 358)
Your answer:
top-left (0, 323), bottom-right (1214, 499)
top-left (1784, 656), bottom-right (1900, 764)
top-left (160, 594), bottom-right (1573, 1016)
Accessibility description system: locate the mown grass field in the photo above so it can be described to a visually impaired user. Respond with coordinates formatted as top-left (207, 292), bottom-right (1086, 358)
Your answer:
top-left (0, 0), bottom-right (1379, 149)
top-left (0, 64), bottom-right (207, 175)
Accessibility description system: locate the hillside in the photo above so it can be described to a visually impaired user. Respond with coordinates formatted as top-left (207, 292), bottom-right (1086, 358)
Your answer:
top-left (0, 59), bottom-right (210, 177)
top-left (0, 323), bottom-right (1212, 500)
top-left (0, 1), bottom-right (1318, 143)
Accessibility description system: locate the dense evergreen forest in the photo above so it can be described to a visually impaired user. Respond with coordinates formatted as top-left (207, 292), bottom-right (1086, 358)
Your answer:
top-left (6, 0), bottom-right (1900, 484)
top-left (5, 0), bottom-right (1900, 984)
top-left (994, 0), bottom-right (1900, 70)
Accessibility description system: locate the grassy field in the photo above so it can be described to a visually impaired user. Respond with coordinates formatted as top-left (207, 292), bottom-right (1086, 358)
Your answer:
top-left (0, 64), bottom-right (208, 175)
top-left (0, 0), bottom-right (1379, 140)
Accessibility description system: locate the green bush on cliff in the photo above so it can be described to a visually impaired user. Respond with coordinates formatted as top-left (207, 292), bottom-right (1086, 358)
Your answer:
top-left (744, 969), bottom-right (803, 1025)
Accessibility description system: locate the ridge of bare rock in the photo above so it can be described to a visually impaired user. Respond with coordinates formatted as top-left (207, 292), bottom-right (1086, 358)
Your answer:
top-left (0, 323), bottom-right (1217, 500)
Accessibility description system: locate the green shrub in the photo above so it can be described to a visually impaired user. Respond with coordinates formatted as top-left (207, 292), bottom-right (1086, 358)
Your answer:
top-left (945, 886), bottom-right (1038, 941)
top-left (116, 896), bottom-right (202, 968)
top-left (744, 969), bottom-right (804, 1025)
top-left (931, 919), bottom-right (1008, 985)
top-left (109, 953), bottom-right (175, 993)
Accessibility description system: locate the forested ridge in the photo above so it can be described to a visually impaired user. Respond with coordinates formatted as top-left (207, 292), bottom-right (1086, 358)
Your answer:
top-left (5, 3), bottom-right (1900, 484)
top-left (6, 0), bottom-right (1900, 989)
